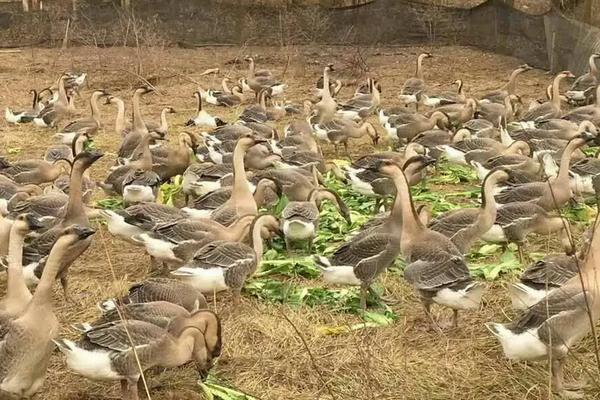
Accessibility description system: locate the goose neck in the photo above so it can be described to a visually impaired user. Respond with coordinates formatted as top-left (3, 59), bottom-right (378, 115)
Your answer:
top-left (57, 76), bottom-right (68, 104)
top-left (160, 108), bottom-right (169, 131)
top-left (416, 55), bottom-right (425, 80)
top-left (389, 167), bottom-right (422, 236)
top-left (114, 99), bottom-right (125, 133)
top-left (557, 139), bottom-right (581, 184)
top-left (505, 68), bottom-right (523, 94)
top-left (132, 90), bottom-right (147, 132)
top-left (6, 225), bottom-right (30, 306)
top-left (65, 161), bottom-right (87, 225)
top-left (232, 143), bottom-right (250, 194)
top-left (90, 92), bottom-right (102, 123)
top-left (552, 74), bottom-right (565, 109)
top-left (249, 216), bottom-right (268, 262)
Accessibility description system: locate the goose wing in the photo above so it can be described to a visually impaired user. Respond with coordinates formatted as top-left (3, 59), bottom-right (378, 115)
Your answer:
top-left (10, 193), bottom-right (68, 218)
top-left (507, 287), bottom-right (588, 335)
top-left (520, 255), bottom-right (579, 288)
top-left (190, 240), bottom-right (255, 270)
top-left (124, 278), bottom-right (205, 311)
top-left (193, 187), bottom-right (232, 210)
top-left (402, 78), bottom-right (425, 96)
top-left (82, 320), bottom-right (166, 352)
top-left (570, 73), bottom-right (595, 92)
top-left (494, 182), bottom-right (546, 204)
top-left (330, 228), bottom-right (394, 267)
top-left (282, 201), bottom-right (319, 222)
top-left (403, 252), bottom-right (471, 290)
top-left (122, 169), bottom-right (161, 188)
top-left (60, 118), bottom-right (97, 133)
top-left (98, 301), bottom-right (188, 329)
top-left (571, 158), bottom-right (600, 176)
top-left (428, 208), bottom-right (479, 238)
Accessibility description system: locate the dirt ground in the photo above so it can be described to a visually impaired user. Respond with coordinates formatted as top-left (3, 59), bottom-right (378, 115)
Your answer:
top-left (0, 44), bottom-right (597, 400)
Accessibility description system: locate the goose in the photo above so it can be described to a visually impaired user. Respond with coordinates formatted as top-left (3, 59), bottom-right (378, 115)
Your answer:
top-left (100, 203), bottom-right (187, 243)
top-left (182, 162), bottom-right (234, 200)
top-left (421, 79), bottom-right (466, 107)
top-left (238, 88), bottom-right (270, 124)
top-left (481, 201), bottom-right (573, 260)
top-left (0, 178), bottom-right (42, 216)
top-left (481, 64), bottom-right (532, 104)
top-left (383, 110), bottom-right (449, 143)
top-left (185, 91), bottom-right (226, 128)
top-left (443, 137), bottom-right (529, 167)
top-left (206, 84), bottom-right (243, 107)
top-left (241, 57), bottom-right (285, 96)
top-left (19, 151), bottom-right (103, 294)
top-left (486, 189), bottom-right (600, 398)
top-left (121, 169), bottom-right (161, 205)
top-left (104, 95), bottom-right (131, 137)
top-left (509, 252), bottom-right (580, 310)
top-left (470, 146), bottom-right (539, 182)
top-left (144, 132), bottom-right (196, 181)
top-left (54, 89), bottom-right (109, 144)
top-left (562, 85), bottom-right (600, 126)
top-left (366, 162), bottom-right (482, 329)
top-left (0, 225), bottom-right (95, 399)
top-left (313, 118), bottom-right (379, 158)
top-left (0, 158), bottom-right (71, 186)
top-left (54, 310), bottom-right (221, 400)
top-left (336, 78), bottom-right (381, 120)
top-left (565, 53), bottom-right (600, 103)
top-left (427, 168), bottom-right (509, 254)
top-left (378, 106), bottom-right (414, 126)
top-left (0, 213), bottom-right (44, 316)
top-left (493, 133), bottom-right (596, 211)
top-left (145, 106), bottom-right (176, 137)
top-left (191, 178), bottom-right (278, 212)
top-left (398, 52), bottom-right (433, 109)
top-left (100, 277), bottom-right (208, 313)
top-left (430, 98), bottom-right (478, 127)
top-left (33, 74), bottom-right (73, 128)
top-left (185, 134), bottom-right (267, 225)
top-left (5, 90), bottom-right (41, 124)
top-left (477, 94), bottom-right (519, 125)
top-left (76, 301), bottom-right (192, 332)
top-left (314, 74), bottom-right (342, 99)
top-left (462, 118), bottom-right (496, 138)
top-left (344, 154), bottom-right (436, 212)
top-left (51, 133), bottom-right (96, 204)
top-left (520, 71), bottom-right (575, 122)
top-left (115, 87), bottom-right (154, 159)
top-left (245, 56), bottom-right (273, 78)
top-left (314, 161), bottom-right (407, 309)
top-left (171, 214), bottom-right (281, 302)
top-left (282, 188), bottom-right (351, 253)
top-left (570, 154), bottom-right (600, 195)
top-left (132, 214), bottom-right (257, 266)
top-left (100, 131), bottom-right (165, 197)
top-left (253, 167), bottom-right (317, 202)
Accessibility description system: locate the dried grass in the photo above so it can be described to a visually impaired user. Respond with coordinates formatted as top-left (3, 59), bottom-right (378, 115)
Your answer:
top-left (0, 44), bottom-right (596, 399)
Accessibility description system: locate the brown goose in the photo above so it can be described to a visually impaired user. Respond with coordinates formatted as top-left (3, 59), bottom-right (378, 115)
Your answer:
top-left (197, 134), bottom-right (267, 225)
top-left (0, 158), bottom-right (71, 186)
top-left (494, 133), bottom-right (596, 210)
top-left (398, 52), bottom-right (432, 109)
top-left (55, 310), bottom-right (221, 400)
top-left (509, 252), bottom-right (580, 310)
top-left (116, 86), bottom-right (154, 159)
top-left (565, 53), bottom-right (600, 103)
top-left (54, 89), bottom-right (109, 144)
top-left (0, 225), bottom-right (95, 398)
top-left (0, 213), bottom-right (43, 316)
top-left (481, 64), bottom-right (532, 104)
top-left (520, 71), bottom-right (575, 122)
top-left (104, 95), bottom-right (131, 137)
top-left (19, 151), bottom-right (103, 295)
top-left (428, 168), bottom-right (510, 254)
top-left (171, 214), bottom-right (281, 303)
top-left (33, 74), bottom-right (73, 128)
top-left (487, 180), bottom-right (600, 399)
top-left (373, 161), bottom-right (482, 329)
top-left (282, 188), bottom-right (351, 253)
top-left (314, 161), bottom-right (406, 309)
top-left (100, 277), bottom-right (208, 313)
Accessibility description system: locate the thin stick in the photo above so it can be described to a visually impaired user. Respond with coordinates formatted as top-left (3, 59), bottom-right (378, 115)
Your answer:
top-left (96, 221), bottom-right (152, 400)
top-left (276, 308), bottom-right (337, 400)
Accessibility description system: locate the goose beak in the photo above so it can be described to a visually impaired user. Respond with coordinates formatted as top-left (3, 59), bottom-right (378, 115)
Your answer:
top-left (252, 135), bottom-right (268, 144)
top-left (26, 214), bottom-right (44, 231)
top-left (74, 226), bottom-right (96, 239)
top-left (423, 155), bottom-right (437, 167)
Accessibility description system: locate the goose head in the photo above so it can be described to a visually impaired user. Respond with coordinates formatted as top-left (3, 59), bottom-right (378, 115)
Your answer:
top-left (72, 150), bottom-right (104, 170)
top-left (237, 133), bottom-right (268, 150)
top-left (486, 167), bottom-right (511, 185)
top-left (63, 224), bottom-right (96, 241)
top-left (136, 85), bottom-right (155, 95)
top-left (12, 213), bottom-right (44, 234)
top-left (165, 106), bottom-right (176, 114)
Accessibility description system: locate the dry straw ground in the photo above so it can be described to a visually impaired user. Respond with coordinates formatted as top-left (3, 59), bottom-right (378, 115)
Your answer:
top-left (0, 44), bottom-right (598, 400)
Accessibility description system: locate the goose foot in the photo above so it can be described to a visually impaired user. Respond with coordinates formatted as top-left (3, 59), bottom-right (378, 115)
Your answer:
top-left (422, 303), bottom-right (443, 334)
top-left (359, 285), bottom-right (369, 310)
top-left (552, 360), bottom-right (585, 399)
top-left (437, 310), bottom-right (459, 330)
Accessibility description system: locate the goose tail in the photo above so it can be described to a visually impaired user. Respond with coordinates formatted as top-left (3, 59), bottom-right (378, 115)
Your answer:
top-left (53, 338), bottom-right (76, 353)
top-left (98, 298), bottom-right (118, 312)
top-left (508, 282), bottom-right (545, 310)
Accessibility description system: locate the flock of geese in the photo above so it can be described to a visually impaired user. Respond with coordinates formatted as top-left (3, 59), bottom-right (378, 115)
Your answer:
top-left (2, 52), bottom-right (600, 399)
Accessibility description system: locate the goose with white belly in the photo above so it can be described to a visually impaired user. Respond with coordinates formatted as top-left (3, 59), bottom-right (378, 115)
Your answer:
top-left (186, 91), bottom-right (226, 128)
top-left (487, 179), bottom-right (600, 399)
top-left (282, 188), bottom-right (351, 253)
top-left (399, 53), bottom-right (433, 109)
top-left (54, 309), bottom-right (221, 400)
top-left (171, 214), bottom-right (280, 303)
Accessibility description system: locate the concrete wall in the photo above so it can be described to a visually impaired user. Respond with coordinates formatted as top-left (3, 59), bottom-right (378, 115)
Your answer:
top-left (0, 0), bottom-right (599, 74)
